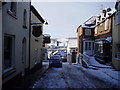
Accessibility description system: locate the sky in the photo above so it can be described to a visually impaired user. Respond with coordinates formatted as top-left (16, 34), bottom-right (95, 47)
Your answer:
top-left (32, 1), bottom-right (116, 42)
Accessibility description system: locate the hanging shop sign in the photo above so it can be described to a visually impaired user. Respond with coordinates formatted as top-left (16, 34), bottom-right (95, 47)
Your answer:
top-left (32, 26), bottom-right (42, 37)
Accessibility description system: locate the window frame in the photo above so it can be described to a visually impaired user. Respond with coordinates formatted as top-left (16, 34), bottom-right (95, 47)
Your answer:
top-left (3, 35), bottom-right (15, 72)
top-left (85, 29), bottom-right (91, 36)
top-left (115, 11), bottom-right (120, 25)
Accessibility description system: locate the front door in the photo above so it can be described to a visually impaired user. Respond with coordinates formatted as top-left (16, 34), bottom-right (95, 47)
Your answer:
top-left (83, 41), bottom-right (94, 56)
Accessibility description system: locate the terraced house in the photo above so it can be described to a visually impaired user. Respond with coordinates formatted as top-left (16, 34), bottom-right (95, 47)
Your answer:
top-left (77, 16), bottom-right (97, 56)
top-left (94, 8), bottom-right (116, 64)
top-left (2, 1), bottom-right (30, 83)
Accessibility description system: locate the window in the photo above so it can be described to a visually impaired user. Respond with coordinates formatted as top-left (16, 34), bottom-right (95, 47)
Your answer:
top-left (23, 9), bottom-right (27, 29)
top-left (34, 49), bottom-right (38, 64)
top-left (4, 36), bottom-right (14, 70)
top-left (95, 27), bottom-right (98, 34)
top-left (105, 19), bottom-right (109, 30)
top-left (115, 11), bottom-right (120, 25)
top-left (10, 2), bottom-right (16, 16)
top-left (89, 42), bottom-right (91, 50)
top-left (115, 44), bottom-right (120, 59)
top-left (85, 42), bottom-right (88, 50)
top-left (85, 29), bottom-right (91, 36)
top-left (92, 42), bottom-right (94, 50)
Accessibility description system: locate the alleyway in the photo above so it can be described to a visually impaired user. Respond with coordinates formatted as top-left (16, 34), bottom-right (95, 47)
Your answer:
top-left (32, 63), bottom-right (120, 88)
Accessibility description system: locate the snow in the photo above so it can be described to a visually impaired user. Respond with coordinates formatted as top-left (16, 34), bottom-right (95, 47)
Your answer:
top-left (86, 56), bottom-right (120, 84)
top-left (82, 24), bottom-right (95, 28)
top-left (74, 54), bottom-right (120, 87)
top-left (73, 63), bottom-right (120, 88)
top-left (73, 55), bottom-right (120, 88)
top-left (32, 61), bottom-right (120, 88)
top-left (88, 56), bottom-right (112, 68)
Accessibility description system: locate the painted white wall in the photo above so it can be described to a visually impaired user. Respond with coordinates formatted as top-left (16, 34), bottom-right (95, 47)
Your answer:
top-left (67, 37), bottom-right (77, 53)
top-left (68, 38), bottom-right (77, 48)
top-left (2, 2), bottom-right (30, 83)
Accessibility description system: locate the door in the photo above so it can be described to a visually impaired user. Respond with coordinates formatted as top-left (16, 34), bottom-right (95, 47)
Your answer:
top-left (83, 41), bottom-right (94, 55)
top-left (22, 38), bottom-right (26, 76)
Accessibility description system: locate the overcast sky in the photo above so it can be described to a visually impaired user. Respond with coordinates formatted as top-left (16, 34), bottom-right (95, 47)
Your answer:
top-left (32, 1), bottom-right (116, 42)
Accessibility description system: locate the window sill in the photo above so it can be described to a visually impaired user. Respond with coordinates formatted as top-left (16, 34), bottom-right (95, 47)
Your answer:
top-left (23, 25), bottom-right (28, 29)
top-left (2, 67), bottom-right (16, 79)
top-left (7, 10), bottom-right (17, 19)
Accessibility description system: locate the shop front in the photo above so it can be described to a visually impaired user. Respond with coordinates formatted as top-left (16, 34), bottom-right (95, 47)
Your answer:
top-left (94, 37), bottom-right (112, 64)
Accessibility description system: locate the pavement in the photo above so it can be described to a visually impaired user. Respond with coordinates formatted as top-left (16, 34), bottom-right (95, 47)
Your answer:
top-left (3, 61), bottom-right (49, 89)
top-left (32, 63), bottom-right (120, 88)
top-left (2, 59), bottom-right (120, 89)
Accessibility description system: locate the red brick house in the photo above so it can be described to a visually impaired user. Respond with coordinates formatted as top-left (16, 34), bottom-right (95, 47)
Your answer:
top-left (77, 16), bottom-right (97, 56)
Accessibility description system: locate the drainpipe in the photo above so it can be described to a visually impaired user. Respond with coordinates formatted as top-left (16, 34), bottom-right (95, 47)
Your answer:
top-left (28, 1), bottom-right (31, 72)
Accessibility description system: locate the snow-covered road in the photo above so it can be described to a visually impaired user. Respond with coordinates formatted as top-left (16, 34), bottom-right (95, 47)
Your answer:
top-left (32, 63), bottom-right (120, 88)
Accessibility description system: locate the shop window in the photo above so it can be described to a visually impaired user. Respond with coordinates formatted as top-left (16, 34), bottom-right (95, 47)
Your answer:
top-left (89, 42), bottom-right (91, 50)
top-left (85, 42), bottom-right (88, 50)
top-left (95, 42), bottom-right (103, 54)
top-left (115, 44), bottom-right (120, 59)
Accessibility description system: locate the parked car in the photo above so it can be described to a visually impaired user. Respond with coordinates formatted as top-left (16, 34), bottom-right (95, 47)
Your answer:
top-left (49, 55), bottom-right (62, 67)
top-left (54, 51), bottom-right (67, 62)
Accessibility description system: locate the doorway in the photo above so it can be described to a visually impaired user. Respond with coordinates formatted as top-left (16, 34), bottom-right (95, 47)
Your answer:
top-left (83, 41), bottom-right (94, 56)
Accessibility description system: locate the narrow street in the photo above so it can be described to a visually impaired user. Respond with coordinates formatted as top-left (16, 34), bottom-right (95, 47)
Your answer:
top-left (1, 1), bottom-right (120, 90)
top-left (32, 63), bottom-right (119, 88)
